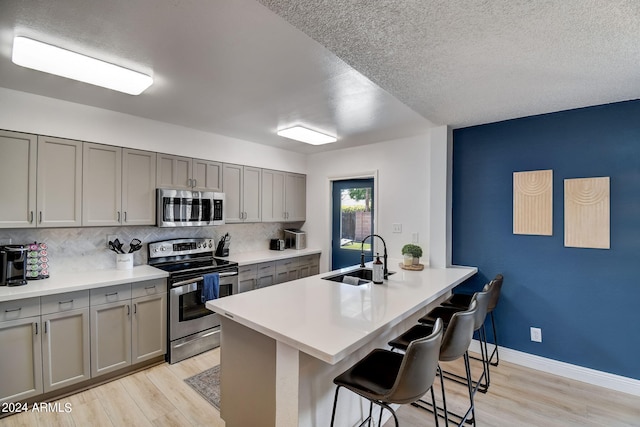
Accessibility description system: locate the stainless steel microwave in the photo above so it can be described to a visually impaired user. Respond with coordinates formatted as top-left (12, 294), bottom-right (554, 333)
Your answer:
top-left (157, 189), bottom-right (225, 227)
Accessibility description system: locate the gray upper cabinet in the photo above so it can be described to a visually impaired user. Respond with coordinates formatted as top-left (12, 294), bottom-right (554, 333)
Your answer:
top-left (284, 173), bottom-right (306, 222)
top-left (0, 133), bottom-right (82, 228)
top-left (156, 153), bottom-right (192, 189)
top-left (223, 163), bottom-right (261, 223)
top-left (122, 148), bottom-right (157, 225)
top-left (157, 153), bottom-right (222, 191)
top-left (262, 170), bottom-right (307, 222)
top-left (83, 144), bottom-right (157, 226)
top-left (0, 130), bottom-right (37, 228)
top-left (82, 143), bottom-right (122, 226)
top-left (261, 169), bottom-right (286, 222)
top-left (192, 158), bottom-right (223, 192)
top-left (37, 136), bottom-right (83, 227)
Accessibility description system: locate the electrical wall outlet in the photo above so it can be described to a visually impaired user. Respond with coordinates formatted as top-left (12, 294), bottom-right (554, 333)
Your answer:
top-left (107, 234), bottom-right (118, 249)
top-left (0, 237), bottom-right (12, 245)
top-left (530, 327), bottom-right (542, 343)
top-left (412, 232), bottom-right (419, 243)
top-left (392, 223), bottom-right (402, 233)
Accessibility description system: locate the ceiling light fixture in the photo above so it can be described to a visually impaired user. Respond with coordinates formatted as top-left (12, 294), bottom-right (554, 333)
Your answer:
top-left (277, 126), bottom-right (337, 145)
top-left (11, 36), bottom-right (153, 95)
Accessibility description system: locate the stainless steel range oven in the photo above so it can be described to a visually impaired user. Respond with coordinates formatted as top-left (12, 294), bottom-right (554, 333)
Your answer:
top-left (148, 238), bottom-right (238, 364)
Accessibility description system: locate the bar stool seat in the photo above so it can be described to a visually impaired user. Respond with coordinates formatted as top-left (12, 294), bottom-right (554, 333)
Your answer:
top-left (331, 319), bottom-right (444, 427)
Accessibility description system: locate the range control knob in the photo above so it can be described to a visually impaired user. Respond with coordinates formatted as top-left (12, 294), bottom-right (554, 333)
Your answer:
top-left (160, 246), bottom-right (166, 251)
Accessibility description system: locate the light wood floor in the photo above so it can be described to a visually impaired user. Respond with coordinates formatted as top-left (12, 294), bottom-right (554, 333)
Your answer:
top-left (1, 349), bottom-right (638, 426)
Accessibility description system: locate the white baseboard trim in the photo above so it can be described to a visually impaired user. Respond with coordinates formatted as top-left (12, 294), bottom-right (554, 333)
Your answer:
top-left (469, 340), bottom-right (640, 397)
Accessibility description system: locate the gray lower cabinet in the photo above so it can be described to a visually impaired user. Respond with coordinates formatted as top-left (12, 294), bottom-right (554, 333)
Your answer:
top-left (41, 290), bottom-right (91, 393)
top-left (90, 280), bottom-right (166, 377)
top-left (131, 284), bottom-right (167, 364)
top-left (90, 299), bottom-right (132, 377)
top-left (298, 254), bottom-right (320, 278)
top-left (238, 255), bottom-right (320, 291)
top-left (0, 316), bottom-right (43, 403)
top-left (276, 258), bottom-right (299, 284)
top-left (238, 264), bottom-right (257, 293)
top-left (256, 262), bottom-right (276, 289)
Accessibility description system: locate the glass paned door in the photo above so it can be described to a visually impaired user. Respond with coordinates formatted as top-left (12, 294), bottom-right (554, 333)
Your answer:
top-left (331, 178), bottom-right (374, 270)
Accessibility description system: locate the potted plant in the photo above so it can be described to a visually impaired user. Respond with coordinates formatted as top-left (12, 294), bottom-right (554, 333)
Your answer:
top-left (401, 244), bottom-right (423, 266)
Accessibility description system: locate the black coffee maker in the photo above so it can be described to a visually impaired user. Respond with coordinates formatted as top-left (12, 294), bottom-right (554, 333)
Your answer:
top-left (0, 244), bottom-right (28, 286)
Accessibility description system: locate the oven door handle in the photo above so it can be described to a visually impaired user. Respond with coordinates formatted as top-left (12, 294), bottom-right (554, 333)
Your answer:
top-left (171, 271), bottom-right (238, 288)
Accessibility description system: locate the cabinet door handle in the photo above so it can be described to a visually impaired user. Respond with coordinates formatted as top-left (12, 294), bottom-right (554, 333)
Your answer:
top-left (44, 320), bottom-right (48, 334)
top-left (30, 211), bottom-right (34, 223)
top-left (193, 179), bottom-right (197, 188)
top-left (117, 211), bottom-right (121, 222)
top-left (58, 299), bottom-right (74, 305)
top-left (124, 211), bottom-right (127, 222)
top-left (187, 178), bottom-right (192, 187)
top-left (34, 322), bottom-right (38, 335)
top-left (39, 211), bottom-right (43, 223)
top-left (127, 304), bottom-right (131, 316)
top-left (134, 303), bottom-right (137, 314)
top-left (5, 307), bottom-right (22, 313)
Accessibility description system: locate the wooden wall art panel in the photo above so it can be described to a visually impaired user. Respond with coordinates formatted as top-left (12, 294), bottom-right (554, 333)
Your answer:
top-left (513, 169), bottom-right (553, 235)
top-left (564, 177), bottom-right (610, 249)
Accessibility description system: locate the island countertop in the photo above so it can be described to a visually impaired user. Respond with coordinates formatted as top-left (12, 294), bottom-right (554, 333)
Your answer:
top-left (207, 261), bottom-right (477, 365)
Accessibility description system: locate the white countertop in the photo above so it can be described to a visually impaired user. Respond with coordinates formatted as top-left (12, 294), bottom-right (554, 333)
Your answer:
top-left (227, 248), bottom-right (321, 265)
top-left (0, 265), bottom-right (169, 302)
top-left (207, 260), bottom-right (477, 364)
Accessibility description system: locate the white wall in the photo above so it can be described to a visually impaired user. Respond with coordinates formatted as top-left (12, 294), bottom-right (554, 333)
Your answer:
top-left (305, 134), bottom-right (431, 272)
top-left (0, 87), bottom-right (307, 173)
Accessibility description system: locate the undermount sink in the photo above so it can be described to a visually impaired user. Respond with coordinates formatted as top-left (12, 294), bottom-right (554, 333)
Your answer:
top-left (322, 268), bottom-right (396, 286)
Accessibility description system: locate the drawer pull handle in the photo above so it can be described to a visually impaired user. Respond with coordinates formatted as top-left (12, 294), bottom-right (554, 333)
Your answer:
top-left (145, 285), bottom-right (156, 290)
top-left (58, 299), bottom-right (74, 305)
top-left (5, 307), bottom-right (22, 313)
top-left (105, 292), bottom-right (118, 297)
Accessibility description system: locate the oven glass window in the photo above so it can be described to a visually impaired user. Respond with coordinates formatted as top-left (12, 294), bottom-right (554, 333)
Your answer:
top-left (178, 282), bottom-right (233, 322)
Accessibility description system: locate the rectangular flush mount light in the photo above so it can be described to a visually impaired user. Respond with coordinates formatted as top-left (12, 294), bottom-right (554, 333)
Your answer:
top-left (12, 36), bottom-right (153, 95)
top-left (277, 126), bottom-right (337, 145)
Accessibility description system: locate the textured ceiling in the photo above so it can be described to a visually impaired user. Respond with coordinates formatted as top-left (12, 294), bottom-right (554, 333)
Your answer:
top-left (1, 0), bottom-right (639, 154)
top-left (259, 0), bottom-right (640, 127)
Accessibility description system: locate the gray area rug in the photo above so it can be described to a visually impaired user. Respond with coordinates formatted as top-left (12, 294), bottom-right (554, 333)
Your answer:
top-left (184, 365), bottom-right (221, 410)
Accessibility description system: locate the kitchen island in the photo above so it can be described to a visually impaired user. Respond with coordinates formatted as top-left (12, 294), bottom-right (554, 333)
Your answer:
top-left (206, 260), bottom-right (477, 427)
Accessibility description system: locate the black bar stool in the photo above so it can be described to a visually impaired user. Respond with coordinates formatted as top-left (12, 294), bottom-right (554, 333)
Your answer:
top-left (330, 318), bottom-right (444, 427)
top-left (443, 274), bottom-right (504, 366)
top-left (419, 283), bottom-right (492, 393)
top-left (388, 301), bottom-right (479, 427)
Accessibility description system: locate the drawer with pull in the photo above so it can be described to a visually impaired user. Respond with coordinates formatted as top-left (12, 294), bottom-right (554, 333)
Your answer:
top-left (90, 283), bottom-right (132, 306)
top-left (132, 279), bottom-right (167, 298)
top-left (41, 290), bottom-right (90, 314)
top-left (0, 297), bottom-right (40, 322)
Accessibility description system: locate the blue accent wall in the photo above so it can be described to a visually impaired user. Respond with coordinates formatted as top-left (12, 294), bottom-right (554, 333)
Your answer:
top-left (452, 99), bottom-right (640, 380)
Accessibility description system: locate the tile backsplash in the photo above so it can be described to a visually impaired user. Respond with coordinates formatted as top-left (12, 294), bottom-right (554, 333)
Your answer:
top-left (0, 222), bottom-right (302, 273)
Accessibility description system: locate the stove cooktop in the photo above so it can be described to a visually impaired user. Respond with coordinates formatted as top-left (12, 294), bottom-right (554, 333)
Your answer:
top-left (152, 257), bottom-right (236, 273)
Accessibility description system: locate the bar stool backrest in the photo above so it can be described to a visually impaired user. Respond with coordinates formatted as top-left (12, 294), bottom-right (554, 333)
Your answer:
top-left (487, 274), bottom-right (504, 312)
top-left (439, 300), bottom-right (477, 363)
top-left (473, 286), bottom-right (491, 331)
top-left (386, 318), bottom-right (443, 404)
